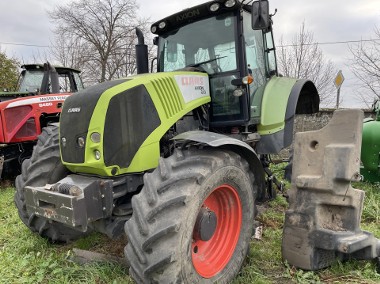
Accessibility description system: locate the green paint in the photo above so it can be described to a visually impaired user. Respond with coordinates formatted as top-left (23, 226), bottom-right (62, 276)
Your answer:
top-left (256, 76), bottom-right (297, 135)
top-left (64, 71), bottom-right (210, 176)
top-left (0, 92), bottom-right (30, 96)
top-left (361, 112), bottom-right (380, 182)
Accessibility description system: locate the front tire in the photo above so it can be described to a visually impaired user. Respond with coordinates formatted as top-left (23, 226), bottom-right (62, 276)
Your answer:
top-left (124, 148), bottom-right (256, 283)
top-left (14, 124), bottom-right (89, 242)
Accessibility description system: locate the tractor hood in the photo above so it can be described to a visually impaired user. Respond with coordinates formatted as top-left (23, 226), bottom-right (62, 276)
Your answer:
top-left (0, 91), bottom-right (33, 102)
top-left (60, 71), bottom-right (210, 176)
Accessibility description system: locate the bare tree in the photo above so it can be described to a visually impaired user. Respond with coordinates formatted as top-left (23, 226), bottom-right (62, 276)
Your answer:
top-left (348, 27), bottom-right (380, 108)
top-left (49, 0), bottom-right (151, 85)
top-left (277, 22), bottom-right (337, 107)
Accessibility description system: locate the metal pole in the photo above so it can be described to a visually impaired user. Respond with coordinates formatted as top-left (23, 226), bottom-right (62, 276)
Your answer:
top-left (336, 86), bottom-right (341, 109)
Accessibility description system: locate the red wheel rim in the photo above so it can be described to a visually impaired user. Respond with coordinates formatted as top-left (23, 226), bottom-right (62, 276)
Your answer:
top-left (191, 184), bottom-right (242, 278)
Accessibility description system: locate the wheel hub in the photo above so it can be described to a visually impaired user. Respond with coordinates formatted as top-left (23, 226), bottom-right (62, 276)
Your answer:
top-left (191, 184), bottom-right (243, 278)
top-left (193, 207), bottom-right (217, 241)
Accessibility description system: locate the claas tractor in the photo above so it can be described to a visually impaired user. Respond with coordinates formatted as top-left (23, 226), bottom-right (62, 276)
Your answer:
top-left (15, 1), bottom-right (319, 282)
top-left (0, 62), bottom-right (83, 178)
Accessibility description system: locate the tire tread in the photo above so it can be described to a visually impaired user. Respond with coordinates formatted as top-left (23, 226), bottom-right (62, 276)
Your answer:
top-left (125, 148), bottom-right (256, 283)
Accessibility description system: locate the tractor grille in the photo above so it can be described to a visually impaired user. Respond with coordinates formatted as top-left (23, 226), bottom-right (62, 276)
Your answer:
top-left (60, 79), bottom-right (127, 164)
top-left (151, 77), bottom-right (183, 118)
top-left (103, 84), bottom-right (160, 168)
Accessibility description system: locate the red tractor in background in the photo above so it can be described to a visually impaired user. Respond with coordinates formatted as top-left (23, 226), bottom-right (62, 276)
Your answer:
top-left (0, 62), bottom-right (84, 178)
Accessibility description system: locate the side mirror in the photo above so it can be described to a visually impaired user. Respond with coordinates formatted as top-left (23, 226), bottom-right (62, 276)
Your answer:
top-left (153, 36), bottom-right (159, 46)
top-left (252, 0), bottom-right (270, 30)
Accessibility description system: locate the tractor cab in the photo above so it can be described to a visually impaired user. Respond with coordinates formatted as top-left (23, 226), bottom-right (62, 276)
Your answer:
top-left (152, 0), bottom-right (276, 127)
top-left (17, 63), bottom-right (84, 94)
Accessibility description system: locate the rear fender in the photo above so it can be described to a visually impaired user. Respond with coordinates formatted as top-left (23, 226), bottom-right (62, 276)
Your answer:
top-left (173, 130), bottom-right (265, 197)
top-left (256, 77), bottom-right (319, 154)
top-left (284, 79), bottom-right (320, 146)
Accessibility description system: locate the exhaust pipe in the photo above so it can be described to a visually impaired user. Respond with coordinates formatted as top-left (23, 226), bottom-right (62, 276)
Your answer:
top-left (40, 62), bottom-right (60, 94)
top-left (135, 28), bottom-right (149, 74)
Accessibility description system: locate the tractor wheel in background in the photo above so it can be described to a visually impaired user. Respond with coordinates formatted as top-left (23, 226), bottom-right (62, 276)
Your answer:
top-left (124, 147), bottom-right (256, 283)
top-left (14, 124), bottom-right (89, 243)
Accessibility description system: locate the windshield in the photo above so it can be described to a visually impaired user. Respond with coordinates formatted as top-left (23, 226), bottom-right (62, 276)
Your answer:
top-left (58, 73), bottom-right (84, 92)
top-left (18, 70), bottom-right (84, 93)
top-left (158, 12), bottom-right (237, 75)
top-left (73, 73), bottom-right (84, 90)
top-left (18, 71), bottom-right (44, 92)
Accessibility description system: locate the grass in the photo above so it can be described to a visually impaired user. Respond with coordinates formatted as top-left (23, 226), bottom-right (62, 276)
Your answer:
top-left (0, 166), bottom-right (379, 283)
top-left (0, 186), bottom-right (132, 284)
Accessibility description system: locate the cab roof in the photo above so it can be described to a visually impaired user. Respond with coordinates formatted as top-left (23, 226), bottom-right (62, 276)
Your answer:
top-left (21, 64), bottom-right (81, 74)
top-left (151, 0), bottom-right (243, 36)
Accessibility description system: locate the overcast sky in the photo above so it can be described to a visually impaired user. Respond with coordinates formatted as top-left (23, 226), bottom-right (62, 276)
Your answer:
top-left (0, 0), bottom-right (379, 108)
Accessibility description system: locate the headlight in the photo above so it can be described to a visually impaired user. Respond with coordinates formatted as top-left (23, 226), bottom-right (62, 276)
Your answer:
top-left (90, 132), bottom-right (101, 143)
top-left (77, 137), bottom-right (85, 148)
top-left (94, 150), bottom-right (101, 160)
top-left (233, 89), bottom-right (244, 97)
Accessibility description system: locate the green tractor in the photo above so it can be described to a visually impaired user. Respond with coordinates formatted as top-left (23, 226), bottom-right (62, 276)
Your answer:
top-left (361, 100), bottom-right (380, 182)
top-left (15, 0), bottom-right (319, 282)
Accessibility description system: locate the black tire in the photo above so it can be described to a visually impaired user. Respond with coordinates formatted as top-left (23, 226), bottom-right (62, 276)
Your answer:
top-left (124, 148), bottom-right (256, 283)
top-left (14, 124), bottom-right (89, 243)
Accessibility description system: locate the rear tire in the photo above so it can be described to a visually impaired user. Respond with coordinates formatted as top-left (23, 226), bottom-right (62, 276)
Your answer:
top-left (124, 148), bottom-right (256, 283)
top-left (14, 124), bottom-right (89, 242)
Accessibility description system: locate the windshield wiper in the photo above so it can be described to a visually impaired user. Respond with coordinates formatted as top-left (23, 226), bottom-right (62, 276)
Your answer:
top-left (187, 56), bottom-right (227, 68)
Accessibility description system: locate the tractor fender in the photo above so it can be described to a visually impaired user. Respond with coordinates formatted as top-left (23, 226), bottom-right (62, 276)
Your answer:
top-left (284, 79), bottom-right (319, 147)
top-left (257, 78), bottom-right (319, 154)
top-left (173, 130), bottom-right (265, 192)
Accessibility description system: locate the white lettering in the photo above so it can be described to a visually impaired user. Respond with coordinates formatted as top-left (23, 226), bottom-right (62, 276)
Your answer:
top-left (39, 103), bottom-right (53, 107)
top-left (6, 94), bottom-right (70, 108)
top-left (67, 107), bottom-right (81, 113)
top-left (174, 75), bottom-right (210, 103)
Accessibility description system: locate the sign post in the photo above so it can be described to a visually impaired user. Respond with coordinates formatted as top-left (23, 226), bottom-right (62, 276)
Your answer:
top-left (334, 70), bottom-right (345, 109)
